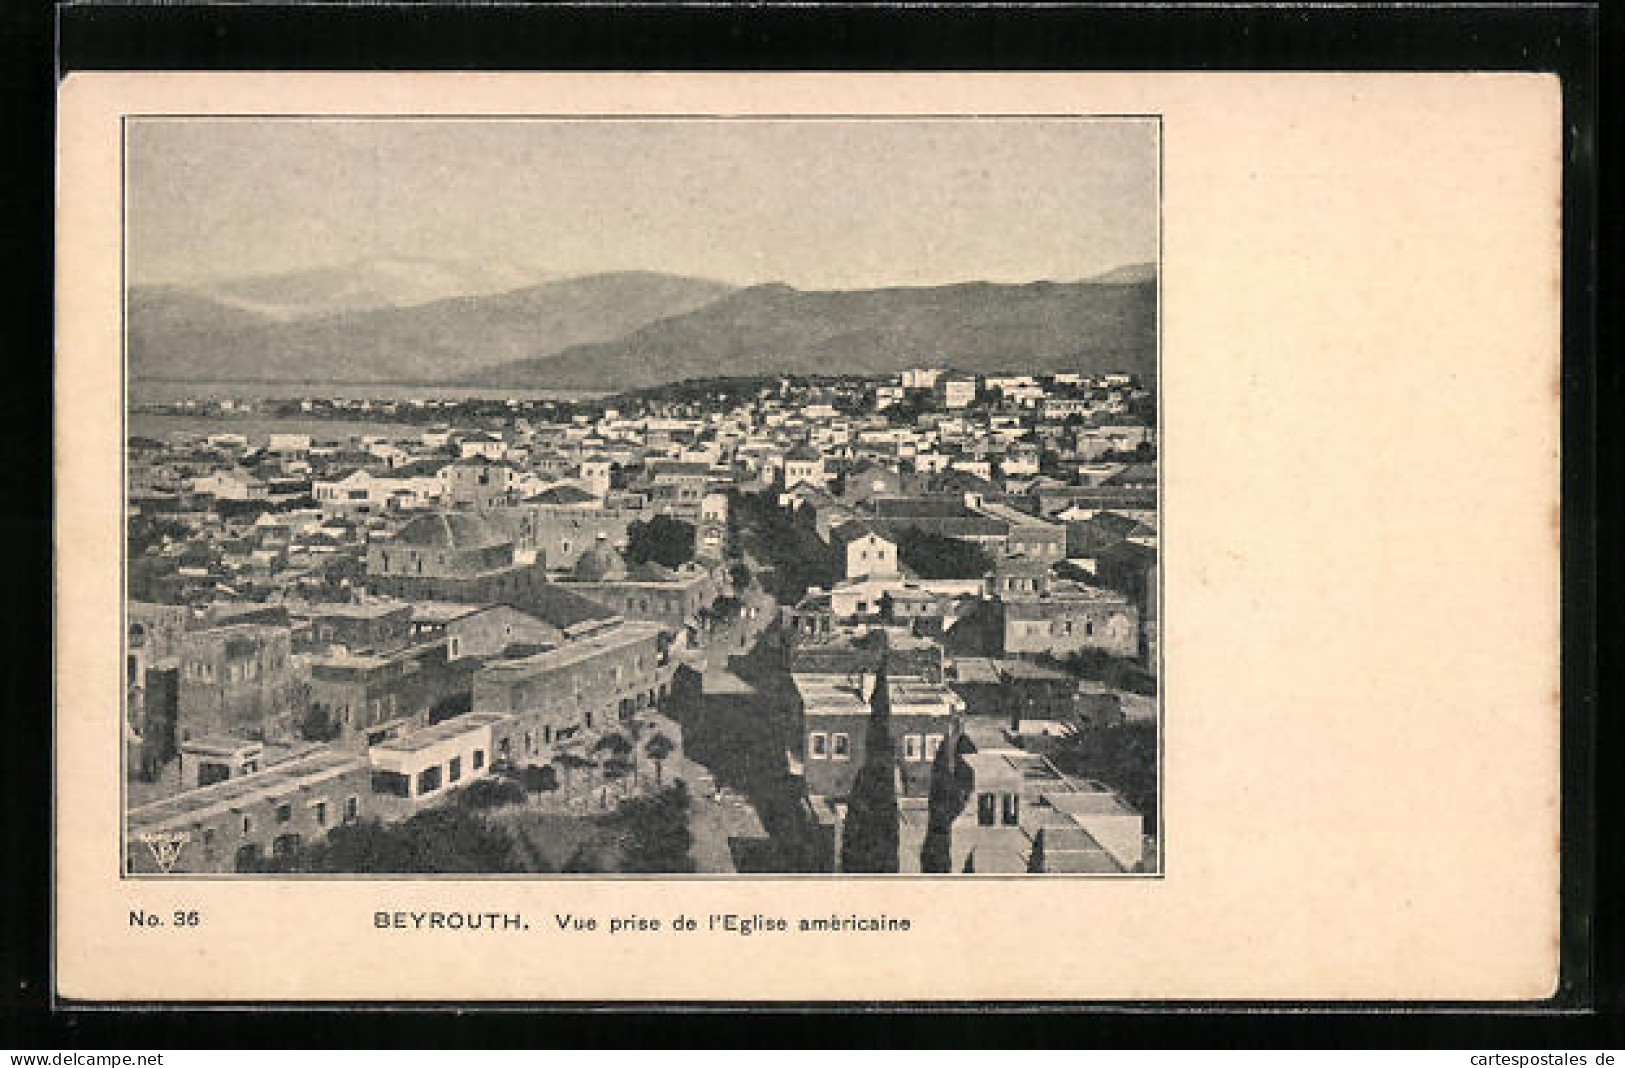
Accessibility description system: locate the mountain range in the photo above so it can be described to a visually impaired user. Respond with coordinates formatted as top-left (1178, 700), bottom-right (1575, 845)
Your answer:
top-left (163, 255), bottom-right (560, 321)
top-left (129, 260), bottom-right (1156, 389)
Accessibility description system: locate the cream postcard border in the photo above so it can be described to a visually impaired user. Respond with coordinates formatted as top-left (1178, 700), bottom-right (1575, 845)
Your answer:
top-left (57, 72), bottom-right (1560, 1002)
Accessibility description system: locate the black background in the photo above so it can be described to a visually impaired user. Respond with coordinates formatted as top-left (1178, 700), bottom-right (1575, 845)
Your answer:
top-left (2, 0), bottom-right (1613, 1048)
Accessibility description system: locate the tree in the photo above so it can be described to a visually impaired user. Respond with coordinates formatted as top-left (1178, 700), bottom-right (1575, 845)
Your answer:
top-left (618, 781), bottom-right (695, 873)
top-left (1026, 828), bottom-right (1047, 873)
top-left (127, 515), bottom-right (189, 557)
top-left (297, 702), bottom-right (342, 743)
top-left (625, 515), bottom-right (696, 569)
top-left (455, 777), bottom-right (527, 810)
top-left (840, 645), bottom-right (900, 873)
top-left (554, 750), bottom-right (595, 791)
top-left (644, 731), bottom-right (675, 786)
top-left (896, 528), bottom-right (995, 580)
top-left (520, 763), bottom-right (559, 793)
top-left (920, 732), bottom-right (974, 873)
top-left (292, 809), bottom-right (524, 873)
top-left (428, 692), bottom-right (471, 725)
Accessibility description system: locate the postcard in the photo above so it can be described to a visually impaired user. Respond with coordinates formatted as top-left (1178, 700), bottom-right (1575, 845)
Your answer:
top-left (55, 71), bottom-right (1561, 1002)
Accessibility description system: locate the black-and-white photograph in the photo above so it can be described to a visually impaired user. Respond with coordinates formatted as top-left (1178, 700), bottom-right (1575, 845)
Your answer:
top-left (121, 116), bottom-right (1160, 878)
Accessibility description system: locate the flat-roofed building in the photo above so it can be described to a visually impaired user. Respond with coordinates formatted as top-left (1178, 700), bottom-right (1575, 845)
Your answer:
top-left (437, 457), bottom-right (517, 511)
top-left (791, 672), bottom-right (963, 802)
top-left (174, 623), bottom-right (304, 744)
top-left (951, 746), bottom-right (1145, 874)
top-left (487, 503), bottom-right (641, 570)
top-left (933, 374), bottom-right (978, 410)
top-left (946, 657), bottom-right (1125, 729)
top-left (999, 581), bottom-right (1139, 659)
top-left (788, 629), bottom-right (945, 683)
top-left (367, 712), bottom-right (512, 804)
top-left (294, 601), bottom-right (414, 653)
top-left (178, 735), bottom-right (265, 789)
top-left (471, 621), bottom-right (669, 766)
top-left (306, 641), bottom-right (475, 747)
top-left (126, 747), bottom-right (373, 874)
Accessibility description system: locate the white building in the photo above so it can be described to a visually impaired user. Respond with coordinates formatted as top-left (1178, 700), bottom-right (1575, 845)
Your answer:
top-left (901, 367), bottom-right (947, 390)
top-left (830, 522), bottom-right (898, 581)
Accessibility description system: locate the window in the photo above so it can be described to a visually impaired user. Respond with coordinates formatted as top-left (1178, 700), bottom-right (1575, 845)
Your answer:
top-left (313, 801), bottom-right (328, 827)
top-left (903, 734), bottom-right (922, 762)
top-left (417, 766), bottom-right (442, 794)
top-left (473, 749), bottom-right (485, 770)
top-left (448, 756), bottom-right (462, 783)
top-left (371, 770), bottom-right (410, 797)
top-left (1001, 793), bottom-right (1021, 826)
top-left (198, 761), bottom-right (230, 787)
top-left (241, 815), bottom-right (253, 836)
top-left (809, 732), bottom-right (828, 759)
top-left (201, 828), bottom-right (216, 857)
top-left (977, 793), bottom-right (997, 826)
top-left (275, 803), bottom-right (292, 824)
top-left (344, 796), bottom-right (359, 823)
top-left (1085, 619), bottom-right (1094, 637)
top-left (832, 733), bottom-right (851, 761)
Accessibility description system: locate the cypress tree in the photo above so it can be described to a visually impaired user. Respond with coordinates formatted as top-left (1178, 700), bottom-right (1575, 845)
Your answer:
top-left (840, 645), bottom-right (900, 873)
top-left (920, 731), bottom-right (974, 873)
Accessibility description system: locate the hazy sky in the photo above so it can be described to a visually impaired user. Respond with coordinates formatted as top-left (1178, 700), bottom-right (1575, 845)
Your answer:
top-left (128, 117), bottom-right (1158, 289)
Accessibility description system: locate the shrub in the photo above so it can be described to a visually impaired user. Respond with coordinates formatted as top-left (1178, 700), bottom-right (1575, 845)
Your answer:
top-left (519, 764), bottom-right (559, 793)
top-left (455, 777), bottom-right (528, 811)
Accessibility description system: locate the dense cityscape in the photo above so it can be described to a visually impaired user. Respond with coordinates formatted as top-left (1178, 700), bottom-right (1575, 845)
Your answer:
top-left (125, 367), bottom-right (1159, 876)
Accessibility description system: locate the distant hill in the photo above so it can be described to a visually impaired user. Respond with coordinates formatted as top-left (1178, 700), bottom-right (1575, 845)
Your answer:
top-left (472, 276), bottom-right (1157, 390)
top-left (129, 271), bottom-right (738, 383)
top-left (180, 256), bottom-right (558, 321)
top-left (1089, 262), bottom-right (1157, 285)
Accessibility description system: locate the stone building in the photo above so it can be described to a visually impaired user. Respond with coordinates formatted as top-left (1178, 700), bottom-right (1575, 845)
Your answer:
top-left (126, 747), bottom-right (374, 874)
top-left (470, 621), bottom-right (670, 766)
top-left (173, 623), bottom-right (304, 744)
top-left (558, 536), bottom-right (716, 632)
top-left (486, 503), bottom-right (641, 570)
top-left (294, 602), bottom-right (414, 654)
top-left (437, 458), bottom-right (518, 511)
top-left (406, 602), bottom-right (564, 662)
top-left (305, 641), bottom-right (475, 747)
top-left (790, 671), bottom-right (964, 802)
top-left (365, 513), bottom-right (620, 637)
top-left (998, 582), bottom-right (1139, 659)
